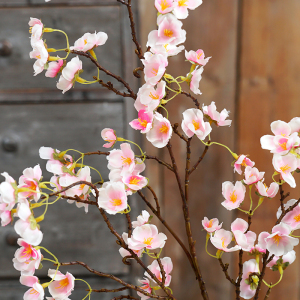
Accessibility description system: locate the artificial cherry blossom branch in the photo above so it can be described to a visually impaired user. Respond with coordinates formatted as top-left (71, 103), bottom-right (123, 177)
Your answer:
top-left (91, 287), bottom-right (130, 293)
top-left (188, 143), bottom-right (210, 175)
top-left (218, 258), bottom-right (235, 285)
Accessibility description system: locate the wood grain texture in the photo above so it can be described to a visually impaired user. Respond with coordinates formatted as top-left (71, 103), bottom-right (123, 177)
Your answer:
top-left (237, 1), bottom-right (300, 299)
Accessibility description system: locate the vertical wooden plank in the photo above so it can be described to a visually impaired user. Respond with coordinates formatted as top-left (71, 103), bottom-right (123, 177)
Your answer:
top-left (238, 0), bottom-right (300, 299)
top-left (139, 1), bottom-right (239, 299)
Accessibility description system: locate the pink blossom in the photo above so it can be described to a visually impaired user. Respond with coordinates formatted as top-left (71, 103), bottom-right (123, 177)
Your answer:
top-left (233, 155), bottom-right (255, 175)
top-left (127, 224), bottom-right (167, 251)
top-left (281, 205), bottom-right (300, 230)
top-left (0, 172), bottom-right (17, 205)
top-left (123, 174), bottom-right (148, 191)
top-left (202, 217), bottom-right (222, 233)
top-left (45, 59), bottom-right (64, 78)
top-left (70, 31), bottom-right (108, 52)
top-left (98, 182), bottom-right (128, 214)
top-left (240, 259), bottom-right (259, 299)
top-left (137, 278), bottom-right (152, 300)
top-left (29, 18), bottom-right (43, 45)
top-left (257, 231), bottom-right (270, 251)
top-left (202, 101), bottom-right (232, 127)
top-left (20, 275), bottom-right (44, 300)
top-left (155, 0), bottom-right (177, 14)
top-left (39, 147), bottom-right (74, 175)
top-left (130, 110), bottom-right (153, 133)
top-left (256, 181), bottom-right (279, 198)
top-left (101, 128), bottom-right (117, 148)
top-left (142, 53), bottom-right (168, 86)
top-left (132, 211), bottom-right (150, 228)
top-left (138, 81), bottom-right (166, 109)
top-left (210, 229), bottom-right (241, 252)
top-left (13, 239), bottom-right (42, 276)
top-left (30, 40), bottom-right (48, 76)
top-left (181, 108), bottom-right (211, 140)
top-left (221, 181), bottom-right (246, 210)
top-left (156, 14), bottom-right (186, 45)
top-left (289, 117), bottom-right (300, 134)
top-left (249, 245), bottom-right (266, 255)
top-left (107, 143), bottom-right (136, 173)
top-left (146, 112), bottom-right (172, 148)
top-left (276, 199), bottom-right (298, 219)
top-left (231, 218), bottom-right (256, 252)
top-left (119, 232), bottom-right (143, 258)
top-left (173, 0), bottom-right (203, 19)
top-left (18, 165), bottom-right (42, 202)
top-left (145, 257), bottom-right (173, 286)
top-left (272, 153), bottom-right (298, 188)
top-left (265, 223), bottom-right (299, 256)
top-left (243, 166), bottom-right (264, 185)
top-left (185, 49), bottom-right (210, 66)
top-left (57, 56), bottom-right (83, 93)
top-left (266, 250), bottom-right (296, 269)
top-left (189, 66), bottom-right (204, 95)
top-left (48, 269), bottom-right (75, 300)
top-left (0, 202), bottom-right (13, 226)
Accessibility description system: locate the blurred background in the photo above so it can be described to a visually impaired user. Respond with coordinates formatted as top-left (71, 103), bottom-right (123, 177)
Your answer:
top-left (0, 0), bottom-right (300, 299)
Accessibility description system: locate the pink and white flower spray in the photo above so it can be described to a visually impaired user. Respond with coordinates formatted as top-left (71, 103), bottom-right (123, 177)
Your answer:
top-left (233, 155), bottom-right (255, 175)
top-left (202, 217), bottom-right (222, 233)
top-left (20, 275), bottom-right (44, 300)
top-left (185, 49), bottom-right (210, 66)
top-left (70, 31), bottom-right (108, 52)
top-left (221, 181), bottom-right (246, 210)
top-left (202, 101), bottom-right (232, 127)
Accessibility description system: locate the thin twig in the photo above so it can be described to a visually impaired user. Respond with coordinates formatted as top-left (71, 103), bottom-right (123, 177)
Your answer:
top-left (146, 185), bottom-right (161, 214)
top-left (218, 258), bottom-right (235, 285)
top-left (143, 155), bottom-right (174, 172)
top-left (125, 211), bottom-right (132, 238)
top-left (276, 198), bottom-right (300, 224)
top-left (180, 91), bottom-right (201, 109)
top-left (185, 137), bottom-right (192, 201)
top-left (155, 253), bottom-right (166, 286)
top-left (94, 77), bottom-right (133, 98)
top-left (172, 123), bottom-right (188, 142)
top-left (189, 143), bottom-right (210, 175)
top-left (61, 195), bottom-right (98, 206)
top-left (91, 287), bottom-right (129, 293)
top-left (235, 249), bottom-right (244, 299)
top-left (264, 287), bottom-right (272, 300)
top-left (111, 296), bottom-right (138, 300)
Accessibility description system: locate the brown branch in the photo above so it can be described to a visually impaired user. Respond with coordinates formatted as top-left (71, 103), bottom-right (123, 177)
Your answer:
top-left (91, 287), bottom-right (129, 293)
top-left (94, 77), bottom-right (133, 98)
top-left (253, 250), bottom-right (269, 300)
top-left (125, 211), bottom-right (132, 238)
top-left (276, 198), bottom-right (300, 224)
top-left (218, 258), bottom-right (235, 285)
top-left (279, 182), bottom-right (286, 215)
top-left (189, 143), bottom-right (210, 175)
top-left (180, 91), bottom-right (201, 109)
top-left (172, 123), bottom-right (188, 142)
top-left (143, 155), bottom-right (174, 172)
top-left (185, 137), bottom-right (192, 202)
top-left (61, 195), bottom-right (98, 206)
top-left (264, 287), bottom-right (272, 300)
top-left (111, 296), bottom-right (138, 300)
top-left (235, 249), bottom-right (244, 299)
top-left (83, 151), bottom-right (110, 156)
top-left (133, 67), bottom-right (143, 78)
top-left (69, 49), bottom-right (136, 99)
top-left (166, 141), bottom-right (209, 300)
top-left (155, 254), bottom-right (166, 286)
top-left (58, 261), bottom-right (165, 299)
top-left (146, 185), bottom-right (161, 214)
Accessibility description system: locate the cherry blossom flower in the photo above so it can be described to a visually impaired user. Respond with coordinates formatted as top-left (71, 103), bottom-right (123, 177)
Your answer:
top-left (202, 101), bottom-right (232, 127)
top-left (0, 172), bottom-right (18, 205)
top-left (231, 218), bottom-right (256, 252)
top-left (48, 269), bottom-right (75, 300)
top-left (123, 174), bottom-right (148, 191)
top-left (0, 202), bottom-right (13, 226)
top-left (156, 14), bottom-right (186, 45)
top-left (243, 166), bottom-right (264, 185)
top-left (272, 153), bottom-right (298, 188)
top-left (20, 275), bottom-right (44, 300)
top-left (101, 128), bottom-right (117, 148)
top-left (132, 211), bottom-right (150, 228)
top-left (18, 165), bottom-right (42, 202)
top-left (129, 110), bottom-right (153, 133)
top-left (29, 18), bottom-right (43, 44)
top-left (127, 224), bottom-right (167, 251)
top-left (181, 108), bottom-right (211, 140)
top-left (281, 205), bottom-right (300, 230)
top-left (13, 239), bottom-right (42, 276)
top-left (233, 155), bottom-right (255, 175)
top-left (146, 112), bottom-right (172, 148)
top-left (267, 250), bottom-right (296, 270)
top-left (70, 31), bottom-right (108, 52)
top-left (145, 257), bottom-right (173, 286)
top-left (119, 232), bottom-right (143, 258)
top-left (249, 245), bottom-right (266, 255)
top-left (137, 278), bottom-right (152, 300)
top-left (260, 120), bottom-right (300, 155)
top-left (45, 59), bottom-right (64, 78)
top-left (221, 181), bottom-right (246, 210)
top-left (289, 117), bottom-right (300, 134)
top-left (142, 53), bottom-right (168, 86)
top-left (189, 66), bottom-right (204, 95)
top-left (256, 181), bottom-right (279, 198)
top-left (138, 81), bottom-right (166, 110)
top-left (202, 217), bottom-right (222, 233)
top-left (264, 223), bottom-right (299, 256)
top-left (39, 147), bottom-right (74, 175)
top-left (30, 40), bottom-right (48, 76)
top-left (107, 143), bottom-right (136, 173)
top-left (173, 0), bottom-right (203, 19)
top-left (155, 0), bottom-right (177, 14)
top-left (240, 259), bottom-right (259, 299)
top-left (57, 56), bottom-right (83, 93)
top-left (98, 182), bottom-right (128, 214)
top-left (185, 49), bottom-right (210, 66)
top-left (210, 229), bottom-right (241, 252)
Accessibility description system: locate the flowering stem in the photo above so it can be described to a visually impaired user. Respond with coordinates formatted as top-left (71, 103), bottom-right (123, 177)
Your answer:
top-left (249, 185), bottom-right (253, 212)
top-left (158, 105), bottom-right (169, 119)
top-left (119, 138), bottom-right (146, 161)
top-left (49, 29), bottom-right (70, 59)
top-left (75, 278), bottom-right (92, 300)
top-left (205, 234), bottom-right (218, 259)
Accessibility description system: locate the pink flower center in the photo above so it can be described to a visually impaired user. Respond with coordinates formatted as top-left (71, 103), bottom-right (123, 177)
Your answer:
top-left (294, 214), bottom-right (300, 222)
top-left (55, 277), bottom-right (69, 289)
top-left (149, 92), bottom-right (160, 100)
top-left (272, 234), bottom-right (282, 246)
top-left (178, 0), bottom-right (188, 6)
top-left (279, 141), bottom-right (287, 150)
top-left (21, 245), bottom-right (34, 259)
top-left (263, 183), bottom-right (269, 191)
top-left (229, 191), bottom-right (237, 203)
top-left (151, 68), bottom-right (158, 76)
top-left (206, 219), bottom-right (213, 228)
top-left (29, 288), bottom-right (39, 295)
top-left (221, 237), bottom-right (226, 248)
top-left (84, 39), bottom-right (88, 45)
top-left (280, 164), bottom-right (291, 173)
top-left (192, 120), bottom-right (200, 130)
top-left (163, 44), bottom-right (169, 52)
top-left (111, 198), bottom-right (122, 206)
top-left (160, 0), bottom-right (170, 10)
top-left (160, 124), bottom-right (169, 134)
top-left (121, 156), bottom-right (132, 165)
top-left (138, 118), bottom-right (148, 128)
top-left (79, 183), bottom-right (86, 190)
top-left (196, 52), bottom-right (203, 60)
top-left (164, 29), bottom-right (173, 38)
top-left (129, 177), bottom-right (141, 185)
top-left (143, 237), bottom-right (153, 246)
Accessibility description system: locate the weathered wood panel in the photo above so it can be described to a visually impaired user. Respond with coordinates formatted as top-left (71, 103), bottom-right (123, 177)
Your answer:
top-left (0, 6), bottom-right (122, 91)
top-left (237, 0), bottom-right (300, 299)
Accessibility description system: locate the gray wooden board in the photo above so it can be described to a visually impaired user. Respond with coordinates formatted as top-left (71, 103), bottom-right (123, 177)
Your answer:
top-left (0, 102), bottom-right (125, 181)
top-left (0, 0), bottom-right (26, 6)
top-left (0, 6), bottom-right (123, 91)
top-left (30, 0), bottom-right (115, 5)
top-left (0, 276), bottom-right (132, 299)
